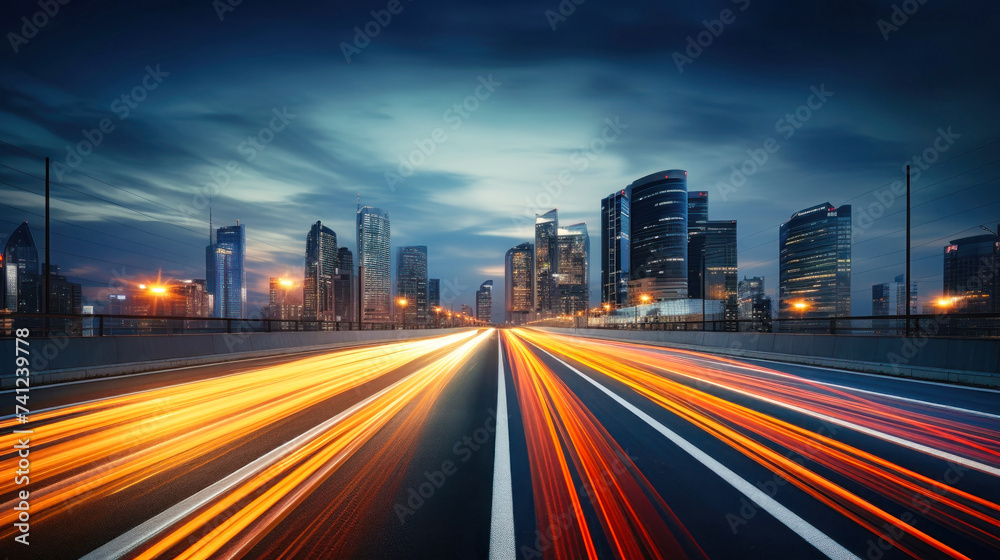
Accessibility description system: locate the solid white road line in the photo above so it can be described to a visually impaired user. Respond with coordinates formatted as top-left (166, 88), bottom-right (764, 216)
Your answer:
top-left (489, 331), bottom-right (517, 560)
top-left (537, 348), bottom-right (861, 560)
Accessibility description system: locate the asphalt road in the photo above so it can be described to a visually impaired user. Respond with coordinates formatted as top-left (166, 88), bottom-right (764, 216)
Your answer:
top-left (1, 327), bottom-right (998, 559)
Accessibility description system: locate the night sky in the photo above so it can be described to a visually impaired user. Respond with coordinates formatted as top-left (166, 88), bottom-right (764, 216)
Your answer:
top-left (2, 0), bottom-right (999, 318)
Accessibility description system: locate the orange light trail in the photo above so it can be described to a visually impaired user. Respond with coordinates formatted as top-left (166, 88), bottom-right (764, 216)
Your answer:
top-left (513, 329), bottom-right (1000, 559)
top-left (0, 329), bottom-right (487, 554)
top-left (502, 330), bottom-right (707, 560)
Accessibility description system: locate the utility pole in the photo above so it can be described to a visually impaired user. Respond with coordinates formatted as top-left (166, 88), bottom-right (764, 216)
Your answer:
top-left (44, 157), bottom-right (50, 315)
top-left (905, 165), bottom-right (911, 337)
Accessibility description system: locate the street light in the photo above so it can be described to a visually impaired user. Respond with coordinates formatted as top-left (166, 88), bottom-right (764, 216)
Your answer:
top-left (397, 298), bottom-right (408, 329)
top-left (636, 294), bottom-right (650, 327)
top-left (434, 306), bottom-right (442, 328)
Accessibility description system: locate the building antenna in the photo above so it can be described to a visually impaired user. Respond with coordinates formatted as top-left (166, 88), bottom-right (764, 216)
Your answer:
top-left (357, 193), bottom-right (361, 213)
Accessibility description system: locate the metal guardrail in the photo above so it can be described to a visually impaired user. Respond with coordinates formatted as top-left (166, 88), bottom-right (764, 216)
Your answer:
top-left (561, 312), bottom-right (1000, 338)
top-left (0, 312), bottom-right (472, 338)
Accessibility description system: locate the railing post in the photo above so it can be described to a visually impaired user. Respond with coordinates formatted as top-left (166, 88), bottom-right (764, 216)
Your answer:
top-left (829, 318), bottom-right (836, 335)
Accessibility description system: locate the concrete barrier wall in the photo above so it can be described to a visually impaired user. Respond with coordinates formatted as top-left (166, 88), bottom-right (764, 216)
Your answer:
top-left (1, 328), bottom-right (476, 388)
top-left (535, 328), bottom-right (1000, 388)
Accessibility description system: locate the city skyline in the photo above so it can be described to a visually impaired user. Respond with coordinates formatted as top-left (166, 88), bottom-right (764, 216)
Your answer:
top-left (1, 2), bottom-right (999, 320)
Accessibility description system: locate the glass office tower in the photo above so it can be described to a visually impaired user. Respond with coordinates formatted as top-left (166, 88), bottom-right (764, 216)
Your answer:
top-left (687, 191), bottom-right (709, 299)
top-left (476, 280), bottom-right (493, 323)
top-left (357, 206), bottom-right (391, 324)
top-left (505, 242), bottom-right (533, 324)
top-left (557, 222), bottom-right (590, 315)
top-left (304, 221), bottom-right (338, 320)
top-left (534, 209), bottom-right (559, 316)
top-left (396, 245), bottom-right (428, 325)
top-left (943, 231), bottom-right (999, 313)
top-left (207, 221), bottom-right (246, 319)
top-left (600, 189), bottom-right (630, 307)
top-left (629, 170), bottom-right (689, 301)
top-left (778, 203), bottom-right (851, 324)
top-left (2, 221), bottom-right (41, 313)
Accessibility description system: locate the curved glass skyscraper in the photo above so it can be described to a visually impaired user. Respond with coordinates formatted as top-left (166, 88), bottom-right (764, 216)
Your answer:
top-left (2, 221), bottom-right (40, 313)
top-left (629, 170), bottom-right (689, 301)
top-left (505, 242), bottom-right (533, 324)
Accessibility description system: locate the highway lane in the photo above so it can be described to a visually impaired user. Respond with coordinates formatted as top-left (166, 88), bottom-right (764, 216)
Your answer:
top-left (2, 326), bottom-right (998, 559)
top-left (1, 329), bottom-right (499, 559)
top-left (496, 328), bottom-right (1000, 560)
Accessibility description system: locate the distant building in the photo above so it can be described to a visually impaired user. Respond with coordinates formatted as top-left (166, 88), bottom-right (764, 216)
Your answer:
top-left (207, 221), bottom-right (246, 319)
top-left (428, 278), bottom-right (440, 309)
top-left (476, 280), bottom-right (493, 323)
top-left (600, 189), bottom-right (630, 308)
top-left (358, 206), bottom-right (391, 324)
top-left (705, 220), bottom-right (738, 324)
top-left (778, 203), bottom-right (851, 327)
top-left (872, 274), bottom-right (919, 316)
top-left (737, 276), bottom-right (772, 332)
top-left (943, 231), bottom-right (999, 313)
top-left (334, 247), bottom-right (355, 322)
top-left (266, 277), bottom-right (302, 321)
top-left (535, 209), bottom-right (559, 316)
top-left (396, 246), bottom-right (428, 325)
top-left (460, 303), bottom-right (473, 319)
top-left (304, 221), bottom-right (338, 320)
top-left (2, 221), bottom-right (41, 313)
top-left (687, 191), bottom-right (709, 299)
top-left (170, 279), bottom-right (211, 318)
top-left (505, 242), bottom-right (533, 324)
top-left (629, 170), bottom-right (688, 302)
top-left (557, 223), bottom-right (589, 315)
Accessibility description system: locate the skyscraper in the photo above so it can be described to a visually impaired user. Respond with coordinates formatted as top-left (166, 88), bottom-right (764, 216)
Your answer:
top-left (505, 242), bottom-right (533, 324)
top-left (357, 206), bottom-right (391, 324)
top-left (171, 279), bottom-right (211, 319)
top-left (476, 280), bottom-right (493, 323)
top-left (705, 220), bottom-right (738, 323)
top-left (557, 223), bottom-right (590, 315)
top-left (534, 209), bottom-right (559, 316)
top-left (428, 278), bottom-right (440, 309)
top-left (629, 170), bottom-right (688, 301)
top-left (206, 221), bottom-right (246, 319)
top-left (943, 231), bottom-right (998, 313)
top-left (304, 221), bottom-right (338, 320)
top-left (779, 203), bottom-right (851, 324)
top-left (396, 245), bottom-right (428, 325)
top-left (266, 277), bottom-right (302, 321)
top-left (687, 191), bottom-right (709, 299)
top-left (334, 247), bottom-right (355, 322)
top-left (2, 222), bottom-right (40, 313)
top-left (600, 189), bottom-right (630, 308)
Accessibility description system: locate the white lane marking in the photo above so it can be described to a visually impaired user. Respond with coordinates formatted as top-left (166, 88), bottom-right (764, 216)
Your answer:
top-left (537, 348), bottom-right (861, 560)
top-left (79, 370), bottom-right (423, 560)
top-left (489, 331), bottom-right (516, 560)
